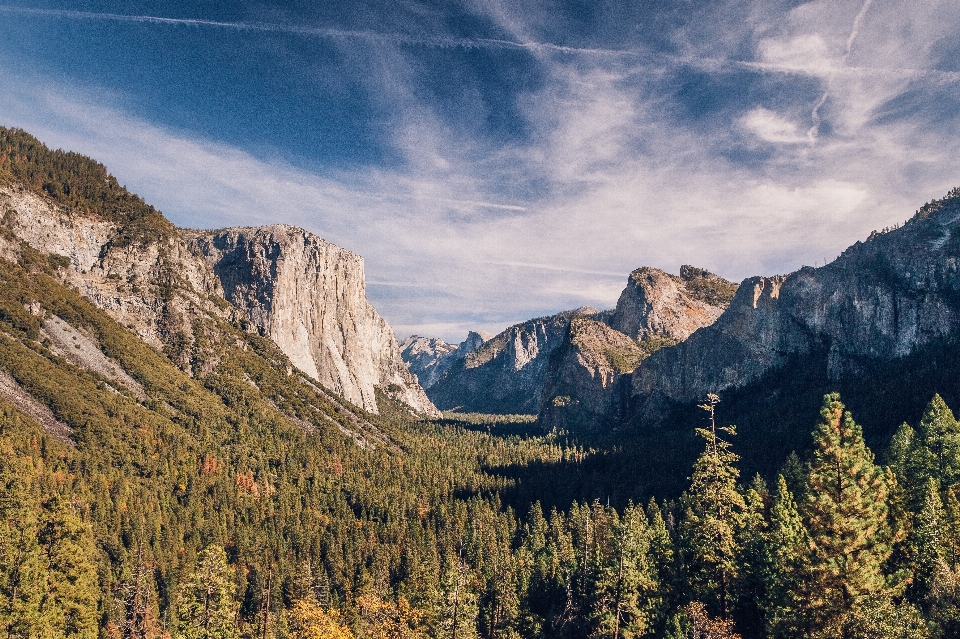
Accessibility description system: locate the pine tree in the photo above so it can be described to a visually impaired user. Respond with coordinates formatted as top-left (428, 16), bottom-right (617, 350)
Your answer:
top-left (0, 465), bottom-right (44, 639)
top-left (913, 394), bottom-right (960, 490)
top-left (762, 476), bottom-right (814, 639)
top-left (733, 482), bottom-right (767, 638)
top-left (680, 394), bottom-right (744, 620)
top-left (37, 495), bottom-right (99, 639)
top-left (911, 478), bottom-right (946, 605)
top-left (175, 545), bottom-right (240, 639)
top-left (643, 499), bottom-right (673, 634)
top-left (590, 503), bottom-right (657, 639)
top-left (802, 393), bottom-right (893, 638)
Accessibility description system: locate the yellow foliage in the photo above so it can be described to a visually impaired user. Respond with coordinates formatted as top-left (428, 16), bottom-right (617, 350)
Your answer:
top-left (290, 598), bottom-right (355, 639)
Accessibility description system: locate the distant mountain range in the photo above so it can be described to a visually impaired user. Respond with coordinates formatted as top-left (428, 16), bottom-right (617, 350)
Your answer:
top-left (403, 185), bottom-right (960, 479)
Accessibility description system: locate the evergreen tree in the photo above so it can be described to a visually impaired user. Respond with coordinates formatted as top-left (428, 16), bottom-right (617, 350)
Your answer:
top-left (589, 503), bottom-right (657, 639)
top-left (680, 394), bottom-right (744, 620)
top-left (37, 495), bottom-right (99, 639)
top-left (643, 499), bottom-right (673, 634)
top-left (733, 481), bottom-right (767, 638)
top-left (913, 395), bottom-right (960, 491)
top-left (175, 546), bottom-right (239, 639)
top-left (911, 478), bottom-right (946, 606)
top-left (802, 394), bottom-right (894, 638)
top-left (762, 476), bottom-right (814, 639)
top-left (0, 465), bottom-right (44, 639)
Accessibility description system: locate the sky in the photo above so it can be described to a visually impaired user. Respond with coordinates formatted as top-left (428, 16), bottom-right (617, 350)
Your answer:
top-left (1, 0), bottom-right (959, 343)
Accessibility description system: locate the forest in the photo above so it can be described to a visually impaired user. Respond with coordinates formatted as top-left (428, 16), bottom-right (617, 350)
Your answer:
top-left (1, 126), bottom-right (959, 638)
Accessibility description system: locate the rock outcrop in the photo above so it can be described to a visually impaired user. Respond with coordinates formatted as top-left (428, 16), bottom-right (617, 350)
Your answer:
top-left (609, 265), bottom-right (737, 341)
top-left (427, 308), bottom-right (599, 414)
top-left (185, 226), bottom-right (439, 417)
top-left (0, 180), bottom-right (437, 417)
top-left (400, 330), bottom-right (492, 389)
top-left (539, 267), bottom-right (737, 432)
top-left (631, 194), bottom-right (960, 408)
top-left (539, 317), bottom-right (643, 432)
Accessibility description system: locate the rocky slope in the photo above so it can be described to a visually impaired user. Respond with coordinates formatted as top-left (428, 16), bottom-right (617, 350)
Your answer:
top-left (400, 330), bottom-right (491, 389)
top-left (427, 308), bottom-right (600, 414)
top-left (186, 226), bottom-right (438, 416)
top-left (540, 267), bottom-right (737, 431)
top-left (0, 130), bottom-right (437, 417)
top-left (631, 192), bottom-right (960, 408)
top-left (609, 265), bottom-right (738, 341)
top-left (614, 189), bottom-right (960, 475)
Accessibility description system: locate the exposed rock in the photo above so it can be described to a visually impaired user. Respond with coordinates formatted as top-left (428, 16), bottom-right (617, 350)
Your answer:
top-left (0, 182), bottom-right (438, 417)
top-left (609, 265), bottom-right (737, 341)
top-left (400, 336), bottom-right (457, 388)
top-left (428, 308), bottom-right (598, 414)
top-left (539, 317), bottom-right (642, 432)
top-left (629, 191), bottom-right (960, 423)
top-left (186, 226), bottom-right (439, 417)
top-left (0, 370), bottom-right (73, 445)
top-left (42, 315), bottom-right (147, 401)
top-left (538, 267), bottom-right (736, 432)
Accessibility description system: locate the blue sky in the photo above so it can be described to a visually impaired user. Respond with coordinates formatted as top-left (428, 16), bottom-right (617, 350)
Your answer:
top-left (1, 0), bottom-right (959, 342)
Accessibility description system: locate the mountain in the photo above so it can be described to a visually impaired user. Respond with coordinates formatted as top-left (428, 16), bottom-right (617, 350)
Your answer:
top-left (427, 307), bottom-right (600, 413)
top-left (609, 265), bottom-right (738, 341)
top-left (399, 329), bottom-right (491, 389)
top-left (186, 226), bottom-right (438, 416)
top-left (614, 188), bottom-right (960, 476)
top-left (540, 267), bottom-right (737, 431)
top-left (0, 128), bottom-right (436, 418)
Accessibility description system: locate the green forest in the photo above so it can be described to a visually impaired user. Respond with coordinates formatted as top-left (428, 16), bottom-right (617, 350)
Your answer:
top-left (1, 128), bottom-right (959, 638)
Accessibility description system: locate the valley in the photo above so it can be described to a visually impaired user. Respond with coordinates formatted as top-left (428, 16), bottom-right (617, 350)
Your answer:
top-left (1, 127), bottom-right (959, 638)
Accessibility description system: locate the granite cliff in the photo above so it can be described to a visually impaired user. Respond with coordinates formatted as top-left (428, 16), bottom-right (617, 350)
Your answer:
top-left (540, 267), bottom-right (737, 431)
top-left (427, 308), bottom-right (600, 414)
top-left (610, 188), bottom-right (960, 477)
top-left (632, 191), bottom-right (960, 408)
top-left (0, 134), bottom-right (437, 417)
top-left (186, 226), bottom-right (438, 416)
top-left (400, 330), bottom-right (491, 389)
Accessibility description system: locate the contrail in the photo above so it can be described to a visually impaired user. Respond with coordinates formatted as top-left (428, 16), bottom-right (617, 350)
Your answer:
top-left (0, 6), bottom-right (642, 57)
top-left (807, 0), bottom-right (874, 142)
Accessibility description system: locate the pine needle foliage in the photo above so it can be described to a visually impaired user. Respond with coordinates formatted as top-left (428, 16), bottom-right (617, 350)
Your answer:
top-left (802, 393), bottom-right (894, 637)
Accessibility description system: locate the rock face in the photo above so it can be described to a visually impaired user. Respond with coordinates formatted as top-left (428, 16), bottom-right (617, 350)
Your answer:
top-left (400, 330), bottom-right (492, 389)
top-left (0, 180), bottom-right (438, 418)
top-left (539, 267), bottom-right (737, 431)
top-left (539, 317), bottom-right (643, 432)
top-left (609, 265), bottom-right (737, 341)
top-left (186, 226), bottom-right (439, 417)
top-left (628, 191), bottom-right (960, 427)
top-left (428, 308), bottom-right (599, 414)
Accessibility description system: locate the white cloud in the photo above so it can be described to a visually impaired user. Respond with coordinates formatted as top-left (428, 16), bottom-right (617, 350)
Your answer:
top-left (741, 107), bottom-right (808, 144)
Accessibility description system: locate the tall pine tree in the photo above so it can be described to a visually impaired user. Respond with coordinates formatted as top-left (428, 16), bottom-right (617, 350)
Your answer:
top-left (802, 394), bottom-right (893, 638)
top-left (680, 394), bottom-right (744, 621)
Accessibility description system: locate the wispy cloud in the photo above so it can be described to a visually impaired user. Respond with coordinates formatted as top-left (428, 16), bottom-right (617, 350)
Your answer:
top-left (1, 0), bottom-right (959, 343)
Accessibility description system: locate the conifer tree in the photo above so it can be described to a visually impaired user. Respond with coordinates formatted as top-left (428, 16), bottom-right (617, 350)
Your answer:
top-left (0, 465), bottom-right (44, 639)
top-left (733, 482), bottom-right (767, 638)
top-left (911, 478), bottom-right (946, 605)
top-left (175, 545), bottom-right (240, 639)
top-left (802, 393), bottom-right (893, 637)
top-left (914, 394), bottom-right (960, 490)
top-left (680, 394), bottom-right (744, 620)
top-left (37, 495), bottom-right (99, 639)
top-left (762, 476), bottom-right (814, 639)
top-left (590, 503), bottom-right (657, 639)
top-left (644, 499), bottom-right (673, 633)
